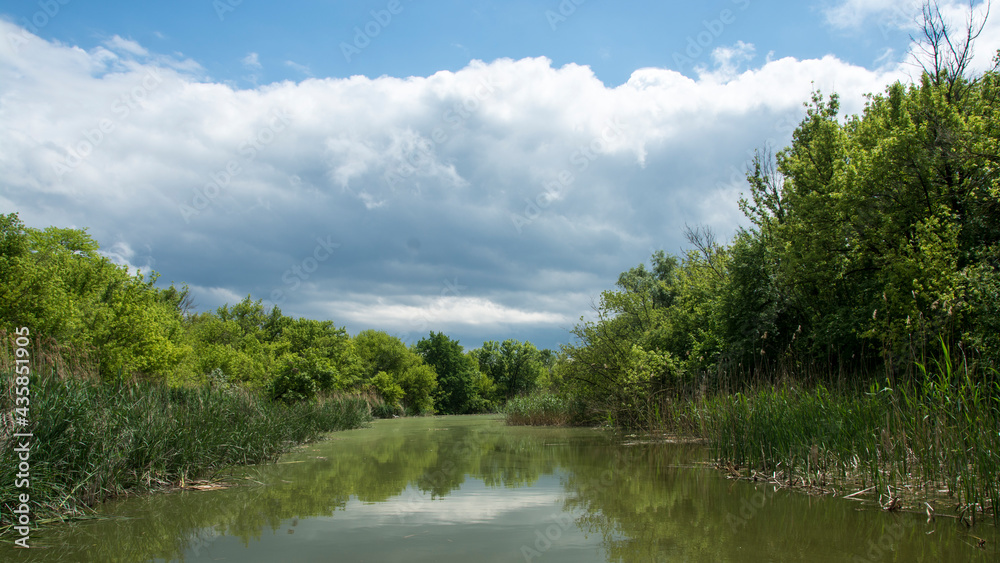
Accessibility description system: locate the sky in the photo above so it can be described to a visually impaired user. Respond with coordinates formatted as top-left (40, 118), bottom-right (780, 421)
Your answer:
top-left (1, 0), bottom-right (998, 351)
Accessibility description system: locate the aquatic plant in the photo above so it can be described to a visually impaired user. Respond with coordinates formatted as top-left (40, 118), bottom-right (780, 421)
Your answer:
top-left (0, 366), bottom-right (372, 528)
top-left (697, 343), bottom-right (1000, 522)
top-left (504, 392), bottom-right (581, 426)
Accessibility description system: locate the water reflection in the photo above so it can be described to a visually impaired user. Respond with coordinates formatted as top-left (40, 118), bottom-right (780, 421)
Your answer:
top-left (3, 415), bottom-right (997, 562)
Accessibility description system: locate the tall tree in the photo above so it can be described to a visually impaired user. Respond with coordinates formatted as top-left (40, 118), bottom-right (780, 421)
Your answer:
top-left (415, 331), bottom-right (482, 414)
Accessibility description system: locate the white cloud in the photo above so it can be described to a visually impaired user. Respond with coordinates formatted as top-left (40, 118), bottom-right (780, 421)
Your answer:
top-left (241, 52), bottom-right (261, 70)
top-left (354, 482), bottom-right (564, 524)
top-left (824, 0), bottom-right (919, 29)
top-left (824, 0), bottom-right (1000, 73)
top-left (0, 20), bottom-right (921, 344)
top-left (104, 35), bottom-right (149, 57)
top-left (701, 41), bottom-right (757, 81)
top-left (284, 60), bottom-right (312, 76)
top-left (328, 295), bottom-right (570, 331)
top-left (99, 241), bottom-right (135, 266)
top-left (188, 285), bottom-right (246, 309)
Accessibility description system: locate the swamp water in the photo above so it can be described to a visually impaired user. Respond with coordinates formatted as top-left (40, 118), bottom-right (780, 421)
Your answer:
top-left (4, 414), bottom-right (997, 562)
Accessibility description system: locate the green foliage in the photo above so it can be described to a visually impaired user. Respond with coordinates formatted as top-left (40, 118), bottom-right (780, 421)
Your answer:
top-left (564, 62), bottom-right (1000, 421)
top-left (371, 370), bottom-right (404, 407)
top-left (699, 346), bottom-right (1000, 522)
top-left (0, 367), bottom-right (372, 523)
top-left (416, 331), bottom-right (486, 414)
top-left (267, 352), bottom-right (338, 403)
top-left (0, 213), bottom-right (190, 380)
top-left (471, 338), bottom-right (545, 401)
top-left (503, 392), bottom-right (575, 426)
top-left (749, 75), bottom-right (1000, 369)
top-left (353, 329), bottom-right (419, 376)
top-left (353, 330), bottom-right (438, 414)
top-left (398, 363), bottom-right (438, 415)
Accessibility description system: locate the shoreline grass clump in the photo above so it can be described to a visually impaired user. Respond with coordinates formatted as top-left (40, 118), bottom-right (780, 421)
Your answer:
top-left (504, 392), bottom-right (576, 426)
top-left (691, 349), bottom-right (1000, 522)
top-left (0, 367), bottom-right (372, 528)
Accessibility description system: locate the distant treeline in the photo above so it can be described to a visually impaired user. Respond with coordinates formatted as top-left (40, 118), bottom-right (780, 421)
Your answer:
top-left (0, 212), bottom-right (558, 414)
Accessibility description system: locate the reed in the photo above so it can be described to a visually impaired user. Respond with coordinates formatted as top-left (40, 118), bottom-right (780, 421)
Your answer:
top-left (503, 393), bottom-right (576, 426)
top-left (693, 345), bottom-right (1000, 521)
top-left (0, 367), bottom-right (372, 527)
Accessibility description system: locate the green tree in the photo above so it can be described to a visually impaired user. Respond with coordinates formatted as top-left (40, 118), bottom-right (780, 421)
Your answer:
top-left (353, 330), bottom-right (419, 377)
top-left (744, 66), bottom-right (1000, 372)
top-left (0, 213), bottom-right (192, 380)
top-left (353, 330), bottom-right (437, 414)
top-left (472, 339), bottom-right (545, 401)
top-left (415, 331), bottom-right (484, 414)
top-left (397, 363), bottom-right (437, 414)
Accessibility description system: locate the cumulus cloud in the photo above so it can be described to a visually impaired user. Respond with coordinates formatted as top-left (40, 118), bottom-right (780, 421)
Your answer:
top-left (701, 40), bottom-right (757, 81)
top-left (0, 20), bottom-right (913, 348)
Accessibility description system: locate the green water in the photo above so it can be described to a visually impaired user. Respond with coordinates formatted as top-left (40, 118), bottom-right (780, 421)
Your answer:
top-left (3, 415), bottom-right (997, 562)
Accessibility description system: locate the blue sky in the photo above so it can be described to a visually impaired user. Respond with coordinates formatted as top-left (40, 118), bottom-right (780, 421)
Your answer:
top-left (6, 0), bottom-right (914, 85)
top-left (1, 0), bottom-right (997, 351)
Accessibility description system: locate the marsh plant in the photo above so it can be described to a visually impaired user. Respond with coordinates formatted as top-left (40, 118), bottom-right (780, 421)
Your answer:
top-left (0, 366), bottom-right (372, 528)
top-left (699, 344), bottom-right (1000, 521)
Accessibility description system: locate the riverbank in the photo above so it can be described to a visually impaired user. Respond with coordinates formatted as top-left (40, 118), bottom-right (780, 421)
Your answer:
top-left (0, 367), bottom-right (374, 531)
top-left (697, 377), bottom-right (999, 524)
top-left (505, 364), bottom-right (1000, 525)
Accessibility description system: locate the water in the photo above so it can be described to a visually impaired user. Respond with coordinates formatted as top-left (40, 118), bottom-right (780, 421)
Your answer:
top-left (4, 415), bottom-right (997, 562)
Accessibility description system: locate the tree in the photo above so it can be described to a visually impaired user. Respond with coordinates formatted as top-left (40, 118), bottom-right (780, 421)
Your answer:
top-left (0, 213), bottom-right (193, 380)
top-left (398, 363), bottom-right (438, 415)
top-left (737, 2), bottom-right (1000, 371)
top-left (472, 339), bottom-right (545, 401)
top-left (415, 331), bottom-right (483, 414)
top-left (353, 330), bottom-right (419, 377)
top-left (354, 330), bottom-right (437, 414)
top-left (279, 317), bottom-right (363, 389)
top-left (910, 0), bottom-right (991, 100)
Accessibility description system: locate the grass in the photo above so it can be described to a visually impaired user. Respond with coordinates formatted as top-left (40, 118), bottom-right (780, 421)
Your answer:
top-left (0, 367), bottom-right (372, 527)
top-left (512, 344), bottom-right (1000, 524)
top-left (689, 350), bottom-right (1000, 522)
top-left (503, 392), bottom-right (579, 426)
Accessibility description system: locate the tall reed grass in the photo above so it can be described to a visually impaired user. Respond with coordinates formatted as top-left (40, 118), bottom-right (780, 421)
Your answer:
top-left (0, 367), bottom-right (372, 526)
top-left (504, 393), bottom-right (584, 426)
top-left (696, 343), bottom-right (1000, 522)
